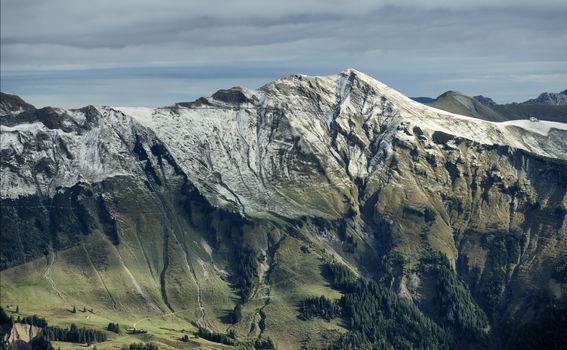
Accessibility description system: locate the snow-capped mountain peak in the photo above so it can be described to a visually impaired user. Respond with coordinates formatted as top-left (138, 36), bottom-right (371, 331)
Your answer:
top-left (2, 71), bottom-right (566, 220)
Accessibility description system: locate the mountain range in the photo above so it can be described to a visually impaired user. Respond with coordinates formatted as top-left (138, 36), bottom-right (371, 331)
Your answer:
top-left (412, 89), bottom-right (567, 123)
top-left (1, 70), bottom-right (566, 350)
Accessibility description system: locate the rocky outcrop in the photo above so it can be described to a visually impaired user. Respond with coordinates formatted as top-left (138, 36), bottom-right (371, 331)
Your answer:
top-left (7, 323), bottom-right (39, 350)
top-left (0, 93), bottom-right (35, 117)
top-left (473, 95), bottom-right (497, 107)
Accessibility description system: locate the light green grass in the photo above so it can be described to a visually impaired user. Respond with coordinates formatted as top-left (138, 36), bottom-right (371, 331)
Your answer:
top-left (259, 236), bottom-right (346, 350)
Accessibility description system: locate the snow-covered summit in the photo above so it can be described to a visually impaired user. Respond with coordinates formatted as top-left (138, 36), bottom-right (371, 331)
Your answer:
top-left (523, 90), bottom-right (567, 105)
top-left (118, 69), bottom-right (567, 216)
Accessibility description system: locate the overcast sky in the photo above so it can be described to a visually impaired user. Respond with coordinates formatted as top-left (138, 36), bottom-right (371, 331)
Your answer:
top-left (1, 0), bottom-right (566, 108)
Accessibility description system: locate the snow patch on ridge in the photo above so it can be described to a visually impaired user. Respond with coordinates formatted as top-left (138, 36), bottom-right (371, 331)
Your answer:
top-left (498, 119), bottom-right (567, 136)
top-left (115, 107), bottom-right (156, 128)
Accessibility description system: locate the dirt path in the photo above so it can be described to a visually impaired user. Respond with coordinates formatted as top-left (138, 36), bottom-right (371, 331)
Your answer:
top-left (132, 307), bottom-right (197, 328)
top-left (42, 251), bottom-right (66, 301)
top-left (169, 230), bottom-right (211, 329)
top-left (82, 243), bottom-right (119, 309)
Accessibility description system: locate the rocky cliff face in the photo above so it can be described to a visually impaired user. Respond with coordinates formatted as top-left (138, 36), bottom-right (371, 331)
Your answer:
top-left (0, 92), bottom-right (35, 117)
top-left (7, 323), bottom-right (40, 350)
top-left (1, 69), bottom-right (566, 349)
top-left (473, 95), bottom-right (497, 107)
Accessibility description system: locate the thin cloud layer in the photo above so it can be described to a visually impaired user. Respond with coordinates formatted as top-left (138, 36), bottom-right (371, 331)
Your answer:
top-left (1, 0), bottom-right (566, 107)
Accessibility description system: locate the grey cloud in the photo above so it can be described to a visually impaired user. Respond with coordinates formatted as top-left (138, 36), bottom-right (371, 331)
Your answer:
top-left (1, 0), bottom-right (566, 107)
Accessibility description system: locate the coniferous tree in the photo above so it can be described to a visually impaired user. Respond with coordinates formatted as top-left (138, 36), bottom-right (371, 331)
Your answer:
top-left (121, 343), bottom-right (158, 350)
top-left (0, 307), bottom-right (14, 348)
top-left (42, 323), bottom-right (107, 343)
top-left (228, 329), bottom-right (236, 339)
top-left (30, 335), bottom-right (54, 350)
top-left (233, 246), bottom-right (259, 302)
top-left (17, 314), bottom-right (48, 328)
top-left (299, 263), bottom-right (452, 350)
top-left (196, 327), bottom-right (235, 345)
top-left (107, 322), bottom-right (120, 334)
top-left (232, 304), bottom-right (242, 324)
